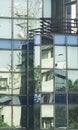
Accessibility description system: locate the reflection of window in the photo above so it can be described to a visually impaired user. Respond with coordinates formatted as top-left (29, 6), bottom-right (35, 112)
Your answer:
top-left (42, 117), bottom-right (54, 129)
top-left (0, 78), bottom-right (7, 89)
top-left (42, 50), bottom-right (48, 59)
top-left (41, 93), bottom-right (54, 104)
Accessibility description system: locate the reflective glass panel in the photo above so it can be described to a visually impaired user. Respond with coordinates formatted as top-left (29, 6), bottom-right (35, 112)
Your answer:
top-left (41, 105), bottom-right (54, 129)
top-left (44, 0), bottom-right (51, 17)
top-left (28, 0), bottom-right (42, 18)
top-left (14, 19), bottom-right (27, 39)
top-left (68, 105), bottom-right (78, 129)
top-left (55, 94), bottom-right (66, 104)
top-left (14, 0), bottom-right (27, 18)
top-left (55, 105), bottom-right (67, 128)
top-left (13, 40), bottom-right (27, 50)
top-left (68, 70), bottom-right (78, 92)
top-left (0, 51), bottom-right (11, 71)
top-left (41, 93), bottom-right (54, 104)
top-left (54, 35), bottom-right (65, 45)
top-left (29, 106), bottom-right (34, 129)
top-left (0, 0), bottom-right (11, 17)
top-left (28, 20), bottom-right (40, 31)
top-left (0, 40), bottom-right (11, 50)
top-left (13, 106), bottom-right (27, 128)
top-left (0, 19), bottom-right (11, 39)
top-left (34, 101), bottom-right (40, 129)
top-left (55, 70), bottom-right (67, 92)
top-left (0, 73), bottom-right (12, 95)
top-left (34, 34), bottom-right (41, 45)
top-left (68, 94), bottom-right (78, 104)
top-left (0, 106), bottom-right (11, 128)
top-left (13, 73), bottom-right (23, 95)
top-left (34, 46), bottom-right (40, 67)
top-left (55, 46), bottom-right (66, 69)
top-left (67, 35), bottom-right (77, 45)
top-left (67, 47), bottom-right (78, 68)
top-left (41, 69), bottom-right (54, 92)
top-left (41, 46), bottom-right (53, 68)
top-left (13, 50), bottom-right (28, 72)
top-left (0, 95), bottom-right (12, 105)
top-left (12, 96), bottom-right (27, 105)
top-left (34, 68), bottom-right (41, 93)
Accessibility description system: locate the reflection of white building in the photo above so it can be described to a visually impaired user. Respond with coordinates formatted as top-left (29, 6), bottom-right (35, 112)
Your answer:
top-left (41, 45), bottom-right (54, 129)
top-left (0, 68), bottom-right (21, 128)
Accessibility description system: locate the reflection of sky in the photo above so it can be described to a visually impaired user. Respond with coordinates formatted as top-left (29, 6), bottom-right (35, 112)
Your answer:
top-left (68, 71), bottom-right (78, 82)
top-left (0, 51), bottom-right (11, 69)
top-left (55, 35), bottom-right (65, 44)
top-left (0, 0), bottom-right (11, 16)
top-left (34, 46), bottom-right (40, 67)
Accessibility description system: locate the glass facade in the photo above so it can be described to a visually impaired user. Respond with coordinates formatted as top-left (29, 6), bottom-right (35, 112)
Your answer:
top-left (0, 0), bottom-right (78, 130)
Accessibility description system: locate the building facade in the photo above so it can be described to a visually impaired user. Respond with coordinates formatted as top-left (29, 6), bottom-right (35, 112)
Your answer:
top-left (0, 0), bottom-right (78, 130)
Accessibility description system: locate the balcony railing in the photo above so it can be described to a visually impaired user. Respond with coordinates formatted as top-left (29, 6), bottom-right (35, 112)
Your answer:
top-left (29, 18), bottom-right (78, 38)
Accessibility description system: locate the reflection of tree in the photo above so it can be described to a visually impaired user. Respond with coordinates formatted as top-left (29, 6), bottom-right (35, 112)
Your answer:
top-left (69, 106), bottom-right (78, 129)
top-left (34, 66), bottom-right (40, 92)
top-left (68, 79), bottom-right (78, 92)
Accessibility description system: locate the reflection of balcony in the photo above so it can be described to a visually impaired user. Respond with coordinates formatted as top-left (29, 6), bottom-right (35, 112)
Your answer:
top-left (41, 58), bottom-right (53, 68)
top-left (41, 80), bottom-right (53, 92)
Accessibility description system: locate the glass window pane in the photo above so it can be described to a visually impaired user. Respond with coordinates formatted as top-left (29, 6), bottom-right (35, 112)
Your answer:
top-left (41, 93), bottom-right (54, 104)
top-left (41, 105), bottom-right (54, 129)
top-left (68, 70), bottom-right (78, 92)
top-left (41, 69), bottom-right (54, 92)
top-left (0, 73), bottom-right (12, 95)
top-left (68, 105), bottom-right (78, 129)
top-left (55, 46), bottom-right (66, 69)
top-left (13, 96), bottom-right (27, 105)
top-left (54, 35), bottom-right (65, 45)
top-left (14, 19), bottom-right (27, 39)
top-left (34, 46), bottom-right (40, 67)
top-left (0, 19), bottom-right (11, 39)
top-left (44, 0), bottom-right (51, 17)
top-left (34, 102), bottom-right (40, 129)
top-left (67, 35), bottom-right (77, 45)
top-left (55, 70), bottom-right (67, 92)
top-left (0, 51), bottom-right (11, 71)
top-left (0, 106), bottom-right (11, 128)
top-left (29, 20), bottom-right (40, 31)
top-left (0, 95), bottom-right (12, 105)
top-left (14, 0), bottom-right (27, 18)
top-left (55, 94), bottom-right (66, 104)
top-left (13, 40), bottom-right (27, 50)
top-left (55, 105), bottom-right (67, 128)
top-left (0, 40), bottom-right (11, 49)
top-left (13, 106), bottom-right (27, 128)
top-left (13, 73), bottom-right (22, 95)
top-left (34, 34), bottom-right (41, 45)
top-left (28, 0), bottom-right (42, 18)
top-left (0, 0), bottom-right (11, 17)
top-left (13, 50), bottom-right (28, 72)
top-left (34, 68), bottom-right (41, 93)
top-left (41, 46), bottom-right (53, 68)
top-left (67, 47), bottom-right (78, 68)
top-left (68, 94), bottom-right (78, 104)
